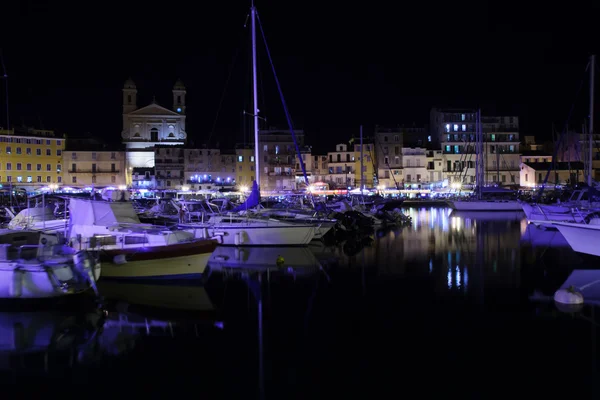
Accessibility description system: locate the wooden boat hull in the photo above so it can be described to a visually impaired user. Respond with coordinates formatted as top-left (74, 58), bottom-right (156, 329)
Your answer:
top-left (98, 239), bottom-right (218, 280)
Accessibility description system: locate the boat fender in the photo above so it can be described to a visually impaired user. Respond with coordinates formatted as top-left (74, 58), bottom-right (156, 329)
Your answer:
top-left (113, 254), bottom-right (127, 265)
top-left (554, 286), bottom-right (584, 306)
top-left (234, 232), bottom-right (245, 245)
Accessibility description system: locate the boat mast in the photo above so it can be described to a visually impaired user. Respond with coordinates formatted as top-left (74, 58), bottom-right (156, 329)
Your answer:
top-left (360, 125), bottom-right (364, 192)
top-left (496, 145), bottom-right (500, 186)
top-left (477, 109), bottom-right (483, 200)
top-left (251, 2), bottom-right (260, 191)
top-left (588, 54), bottom-right (595, 187)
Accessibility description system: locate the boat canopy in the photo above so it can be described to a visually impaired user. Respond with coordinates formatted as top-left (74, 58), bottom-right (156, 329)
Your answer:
top-left (69, 199), bottom-right (141, 226)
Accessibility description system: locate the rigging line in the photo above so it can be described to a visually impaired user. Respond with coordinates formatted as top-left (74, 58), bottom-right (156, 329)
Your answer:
top-left (206, 19), bottom-right (248, 147)
top-left (536, 61), bottom-right (590, 201)
top-left (255, 11), bottom-right (313, 198)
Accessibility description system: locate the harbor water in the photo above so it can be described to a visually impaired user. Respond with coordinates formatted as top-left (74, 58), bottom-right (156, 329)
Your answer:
top-left (1, 207), bottom-right (599, 397)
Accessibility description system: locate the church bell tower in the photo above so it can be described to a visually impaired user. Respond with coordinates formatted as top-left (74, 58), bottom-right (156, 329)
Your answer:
top-left (173, 79), bottom-right (186, 114)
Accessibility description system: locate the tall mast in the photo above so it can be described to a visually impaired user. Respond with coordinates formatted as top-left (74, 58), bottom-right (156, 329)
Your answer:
top-left (360, 125), bottom-right (364, 191)
top-left (496, 145), bottom-right (500, 186)
top-left (251, 2), bottom-right (260, 190)
top-left (477, 109), bottom-right (483, 200)
top-left (588, 54), bottom-right (595, 186)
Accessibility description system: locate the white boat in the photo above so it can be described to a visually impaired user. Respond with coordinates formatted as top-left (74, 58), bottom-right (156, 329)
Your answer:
top-left (240, 208), bottom-right (336, 239)
top-left (179, 181), bottom-right (317, 246)
top-left (521, 189), bottom-right (600, 228)
top-left (448, 188), bottom-right (521, 211)
top-left (547, 220), bottom-right (600, 257)
top-left (0, 229), bottom-right (100, 300)
top-left (67, 198), bottom-right (218, 280)
top-left (182, 214), bottom-right (316, 246)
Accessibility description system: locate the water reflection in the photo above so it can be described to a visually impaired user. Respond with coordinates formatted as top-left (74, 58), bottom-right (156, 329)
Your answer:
top-left (208, 246), bottom-right (322, 276)
top-left (97, 281), bottom-right (215, 315)
top-left (322, 208), bottom-right (524, 297)
top-left (0, 310), bottom-right (104, 372)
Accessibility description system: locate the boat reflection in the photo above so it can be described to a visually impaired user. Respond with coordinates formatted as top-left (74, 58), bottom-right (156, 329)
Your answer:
top-left (97, 281), bottom-right (215, 316)
top-left (449, 209), bottom-right (525, 222)
top-left (519, 220), bottom-right (570, 248)
top-left (208, 246), bottom-right (323, 277)
top-left (0, 310), bottom-right (104, 371)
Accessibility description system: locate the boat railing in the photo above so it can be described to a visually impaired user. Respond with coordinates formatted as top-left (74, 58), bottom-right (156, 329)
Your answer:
top-left (16, 243), bottom-right (76, 261)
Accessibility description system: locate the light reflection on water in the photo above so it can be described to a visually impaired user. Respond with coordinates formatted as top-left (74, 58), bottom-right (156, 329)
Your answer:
top-left (330, 207), bottom-right (548, 295)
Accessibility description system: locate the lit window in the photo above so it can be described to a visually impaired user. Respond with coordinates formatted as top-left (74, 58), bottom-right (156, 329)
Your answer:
top-left (453, 124), bottom-right (458, 132)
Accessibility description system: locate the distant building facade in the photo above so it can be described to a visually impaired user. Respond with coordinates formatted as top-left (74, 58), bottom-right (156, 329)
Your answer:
top-left (120, 78), bottom-right (188, 186)
top-left (0, 127), bottom-right (65, 190)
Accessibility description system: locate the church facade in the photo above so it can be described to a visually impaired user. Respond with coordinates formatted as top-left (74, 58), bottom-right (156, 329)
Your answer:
top-left (120, 78), bottom-right (188, 185)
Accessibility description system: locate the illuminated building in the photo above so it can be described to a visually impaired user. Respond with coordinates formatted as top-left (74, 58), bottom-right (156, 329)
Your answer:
top-left (235, 144), bottom-right (255, 187)
top-left (63, 149), bottom-right (126, 188)
top-left (120, 78), bottom-right (188, 185)
top-left (353, 141), bottom-right (375, 188)
top-left (0, 127), bottom-right (64, 190)
top-left (184, 147), bottom-right (236, 190)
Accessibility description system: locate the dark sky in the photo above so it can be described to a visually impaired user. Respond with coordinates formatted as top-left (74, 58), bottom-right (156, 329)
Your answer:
top-left (2, 0), bottom-right (600, 153)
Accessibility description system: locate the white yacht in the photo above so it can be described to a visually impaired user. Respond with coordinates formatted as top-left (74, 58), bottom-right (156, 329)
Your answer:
top-left (521, 189), bottom-right (600, 228)
top-left (546, 219), bottom-right (600, 258)
top-left (67, 198), bottom-right (218, 280)
top-left (181, 213), bottom-right (316, 246)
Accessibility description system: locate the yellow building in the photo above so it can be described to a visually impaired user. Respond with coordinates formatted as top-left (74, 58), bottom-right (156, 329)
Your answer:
top-left (0, 128), bottom-right (65, 190)
top-left (235, 145), bottom-right (255, 189)
top-left (354, 142), bottom-right (376, 188)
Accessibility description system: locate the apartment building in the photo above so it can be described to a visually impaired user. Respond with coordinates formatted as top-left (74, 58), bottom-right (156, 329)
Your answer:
top-left (430, 109), bottom-right (521, 188)
top-left (64, 150), bottom-right (126, 188)
top-left (0, 127), bottom-right (65, 190)
top-left (353, 141), bottom-right (376, 189)
top-left (259, 128), bottom-right (304, 191)
top-left (154, 145), bottom-right (184, 190)
top-left (374, 126), bottom-right (403, 188)
top-left (402, 147), bottom-right (428, 188)
top-left (326, 143), bottom-right (354, 188)
top-left (184, 147), bottom-right (236, 190)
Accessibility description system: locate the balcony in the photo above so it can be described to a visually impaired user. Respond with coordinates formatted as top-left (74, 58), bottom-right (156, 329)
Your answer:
top-left (442, 151), bottom-right (476, 155)
top-left (69, 169), bottom-right (120, 174)
top-left (268, 172), bottom-right (293, 176)
top-left (186, 179), bottom-right (234, 186)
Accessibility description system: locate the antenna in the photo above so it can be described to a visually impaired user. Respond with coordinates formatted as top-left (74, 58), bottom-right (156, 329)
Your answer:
top-left (0, 49), bottom-right (9, 131)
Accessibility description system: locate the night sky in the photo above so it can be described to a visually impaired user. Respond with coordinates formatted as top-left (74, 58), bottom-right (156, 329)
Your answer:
top-left (2, 1), bottom-right (599, 153)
